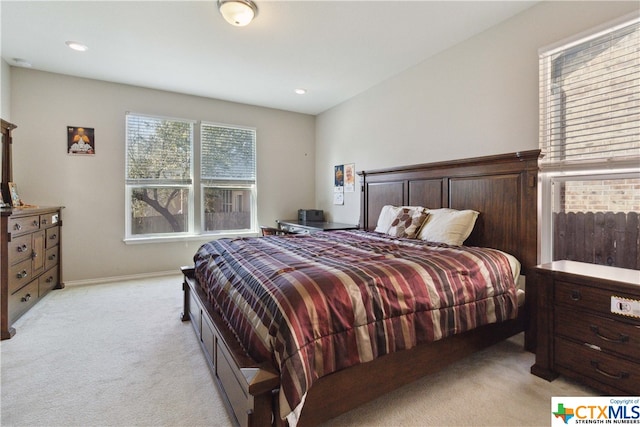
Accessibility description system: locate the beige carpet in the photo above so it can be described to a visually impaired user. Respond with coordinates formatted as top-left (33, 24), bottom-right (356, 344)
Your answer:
top-left (1, 275), bottom-right (595, 427)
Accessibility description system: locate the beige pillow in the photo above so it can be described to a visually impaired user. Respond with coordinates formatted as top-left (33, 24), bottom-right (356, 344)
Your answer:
top-left (387, 207), bottom-right (428, 239)
top-left (374, 205), bottom-right (401, 233)
top-left (417, 208), bottom-right (479, 245)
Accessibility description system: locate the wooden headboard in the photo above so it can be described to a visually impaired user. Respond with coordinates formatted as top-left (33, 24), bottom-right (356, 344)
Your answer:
top-left (358, 150), bottom-right (541, 274)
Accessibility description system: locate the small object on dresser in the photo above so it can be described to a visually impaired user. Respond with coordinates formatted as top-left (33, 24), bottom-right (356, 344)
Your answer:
top-left (8, 182), bottom-right (21, 207)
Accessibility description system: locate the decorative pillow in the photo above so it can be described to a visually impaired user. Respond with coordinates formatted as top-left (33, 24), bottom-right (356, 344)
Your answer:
top-left (387, 207), bottom-right (428, 239)
top-left (417, 208), bottom-right (479, 245)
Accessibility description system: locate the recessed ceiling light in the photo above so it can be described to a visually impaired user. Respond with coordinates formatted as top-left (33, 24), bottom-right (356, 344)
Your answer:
top-left (13, 58), bottom-right (32, 68)
top-left (295, 88), bottom-right (307, 95)
top-left (65, 41), bottom-right (89, 52)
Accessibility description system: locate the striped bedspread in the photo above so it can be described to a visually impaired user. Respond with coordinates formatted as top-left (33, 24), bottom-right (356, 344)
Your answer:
top-left (193, 230), bottom-right (518, 424)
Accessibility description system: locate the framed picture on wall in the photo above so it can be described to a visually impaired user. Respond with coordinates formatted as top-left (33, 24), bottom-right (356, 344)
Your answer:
top-left (67, 126), bottom-right (95, 155)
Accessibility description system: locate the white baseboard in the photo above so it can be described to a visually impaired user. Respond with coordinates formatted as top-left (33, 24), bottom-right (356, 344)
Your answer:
top-left (64, 270), bottom-right (180, 287)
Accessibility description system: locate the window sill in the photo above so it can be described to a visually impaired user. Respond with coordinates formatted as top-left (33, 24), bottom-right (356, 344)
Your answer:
top-left (123, 231), bottom-right (259, 245)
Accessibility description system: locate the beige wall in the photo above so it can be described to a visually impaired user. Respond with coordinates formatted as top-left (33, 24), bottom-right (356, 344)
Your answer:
top-left (1, 59), bottom-right (10, 120)
top-left (10, 69), bottom-right (315, 282)
top-left (315, 1), bottom-right (639, 225)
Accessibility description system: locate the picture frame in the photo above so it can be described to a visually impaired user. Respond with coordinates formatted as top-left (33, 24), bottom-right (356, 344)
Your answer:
top-left (67, 126), bottom-right (95, 155)
top-left (0, 188), bottom-right (6, 207)
top-left (8, 182), bottom-right (21, 207)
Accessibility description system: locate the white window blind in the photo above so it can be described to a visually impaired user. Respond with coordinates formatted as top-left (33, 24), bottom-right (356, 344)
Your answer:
top-left (201, 123), bottom-right (256, 184)
top-left (200, 122), bottom-right (256, 233)
top-left (126, 114), bottom-right (194, 185)
top-left (539, 18), bottom-right (640, 170)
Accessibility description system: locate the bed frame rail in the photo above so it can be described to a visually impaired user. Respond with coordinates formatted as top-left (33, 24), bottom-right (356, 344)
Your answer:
top-left (181, 267), bottom-right (279, 427)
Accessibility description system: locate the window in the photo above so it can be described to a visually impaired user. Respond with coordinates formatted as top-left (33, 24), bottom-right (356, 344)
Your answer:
top-left (539, 16), bottom-right (640, 269)
top-left (201, 123), bottom-right (256, 234)
top-left (125, 114), bottom-right (257, 240)
top-left (126, 114), bottom-right (194, 238)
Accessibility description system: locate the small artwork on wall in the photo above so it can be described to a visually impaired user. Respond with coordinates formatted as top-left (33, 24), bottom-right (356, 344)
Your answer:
top-left (67, 126), bottom-right (95, 155)
top-left (344, 163), bottom-right (355, 193)
top-left (334, 164), bottom-right (344, 205)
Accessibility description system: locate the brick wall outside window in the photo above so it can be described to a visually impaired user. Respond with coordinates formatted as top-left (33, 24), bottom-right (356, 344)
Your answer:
top-left (560, 178), bottom-right (640, 213)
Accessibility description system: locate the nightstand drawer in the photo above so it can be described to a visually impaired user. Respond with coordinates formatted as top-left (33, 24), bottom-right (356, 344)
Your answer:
top-left (555, 310), bottom-right (640, 360)
top-left (555, 338), bottom-right (640, 394)
top-left (554, 280), bottom-right (638, 316)
top-left (8, 215), bottom-right (40, 236)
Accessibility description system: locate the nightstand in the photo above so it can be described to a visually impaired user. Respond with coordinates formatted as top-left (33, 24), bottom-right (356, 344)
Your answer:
top-left (276, 219), bottom-right (358, 234)
top-left (531, 260), bottom-right (639, 395)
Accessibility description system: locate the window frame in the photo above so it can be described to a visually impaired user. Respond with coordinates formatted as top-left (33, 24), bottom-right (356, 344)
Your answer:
top-left (199, 121), bottom-right (257, 236)
top-left (124, 114), bottom-right (258, 243)
top-left (538, 13), bottom-right (640, 264)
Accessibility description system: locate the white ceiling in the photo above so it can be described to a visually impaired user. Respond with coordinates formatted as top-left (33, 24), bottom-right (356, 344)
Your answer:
top-left (1, 1), bottom-right (537, 115)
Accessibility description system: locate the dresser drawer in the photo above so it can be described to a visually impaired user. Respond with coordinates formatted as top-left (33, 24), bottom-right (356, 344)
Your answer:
top-left (39, 211), bottom-right (60, 228)
top-left (8, 215), bottom-right (40, 236)
top-left (8, 280), bottom-right (38, 323)
top-left (9, 258), bottom-right (33, 294)
top-left (554, 280), bottom-right (638, 316)
top-left (555, 309), bottom-right (640, 360)
top-left (46, 226), bottom-right (60, 248)
top-left (39, 266), bottom-right (59, 296)
top-left (555, 338), bottom-right (640, 394)
top-left (8, 233), bottom-right (32, 265)
top-left (44, 246), bottom-right (59, 271)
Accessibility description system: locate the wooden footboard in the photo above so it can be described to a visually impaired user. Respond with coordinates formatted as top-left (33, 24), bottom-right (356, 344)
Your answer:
top-left (181, 266), bottom-right (279, 427)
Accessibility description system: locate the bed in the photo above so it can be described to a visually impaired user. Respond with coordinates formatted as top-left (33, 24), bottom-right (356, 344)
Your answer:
top-left (181, 149), bottom-right (541, 427)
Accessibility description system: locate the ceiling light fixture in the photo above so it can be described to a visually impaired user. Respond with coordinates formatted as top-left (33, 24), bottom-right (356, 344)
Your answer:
top-left (295, 88), bottom-right (307, 95)
top-left (218, 0), bottom-right (258, 27)
top-left (65, 41), bottom-right (89, 52)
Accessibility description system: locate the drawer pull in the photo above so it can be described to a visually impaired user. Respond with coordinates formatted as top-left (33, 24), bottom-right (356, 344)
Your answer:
top-left (590, 360), bottom-right (629, 380)
top-left (49, 233), bottom-right (57, 240)
top-left (32, 220), bottom-right (39, 226)
top-left (17, 244), bottom-right (28, 252)
top-left (14, 223), bottom-right (21, 231)
top-left (570, 290), bottom-right (582, 301)
top-left (48, 254), bottom-right (57, 261)
top-left (589, 325), bottom-right (629, 344)
top-left (42, 218), bottom-right (48, 225)
top-left (21, 293), bottom-right (31, 302)
top-left (46, 276), bottom-right (54, 283)
top-left (16, 270), bottom-right (28, 279)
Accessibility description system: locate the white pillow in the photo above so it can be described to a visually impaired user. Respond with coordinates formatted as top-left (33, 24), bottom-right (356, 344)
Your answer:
top-left (417, 208), bottom-right (479, 246)
top-left (374, 205), bottom-right (426, 234)
top-left (374, 205), bottom-right (401, 233)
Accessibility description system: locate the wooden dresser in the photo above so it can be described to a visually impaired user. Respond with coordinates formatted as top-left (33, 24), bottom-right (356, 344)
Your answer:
top-left (531, 260), bottom-right (639, 394)
top-left (1, 206), bottom-right (64, 339)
